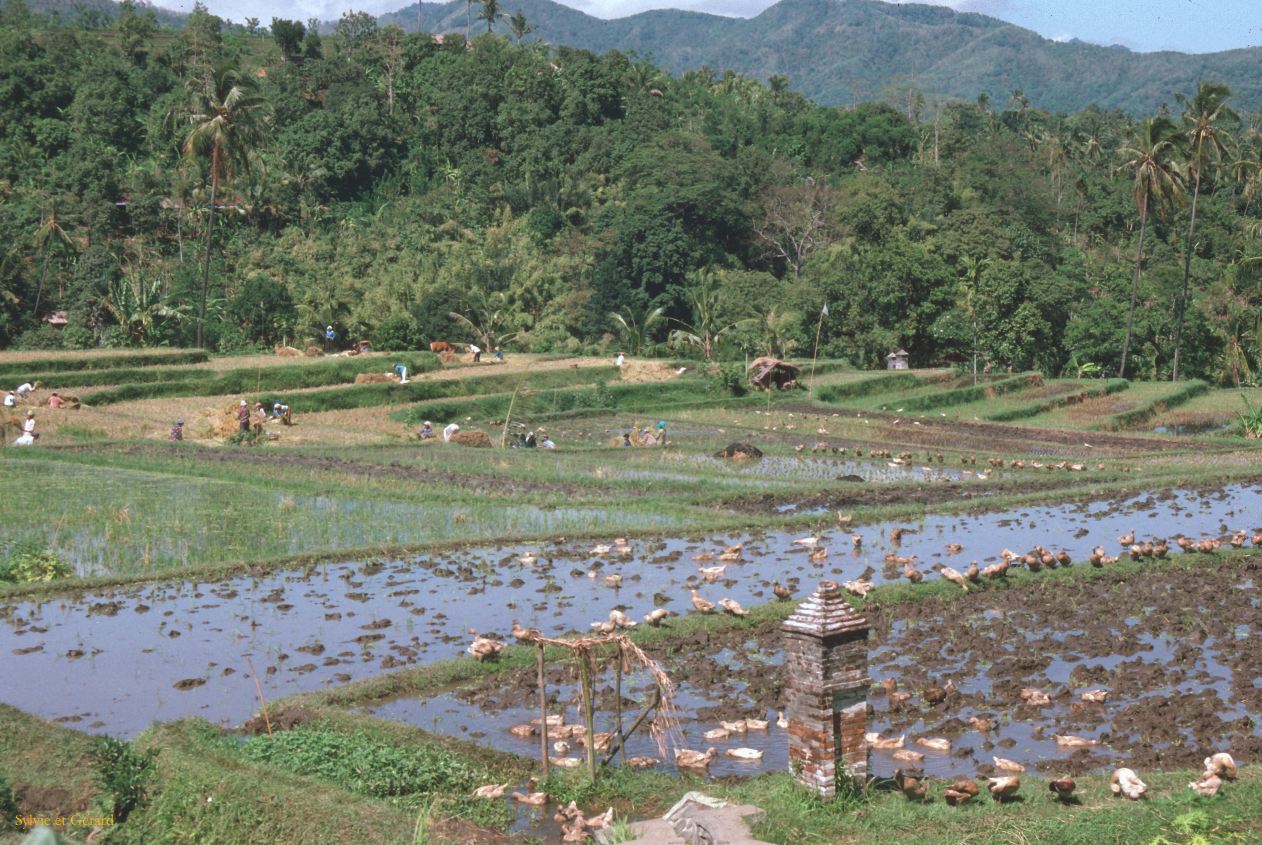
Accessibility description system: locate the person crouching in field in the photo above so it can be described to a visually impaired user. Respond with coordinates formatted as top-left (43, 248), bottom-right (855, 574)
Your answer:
top-left (170, 420), bottom-right (184, 441)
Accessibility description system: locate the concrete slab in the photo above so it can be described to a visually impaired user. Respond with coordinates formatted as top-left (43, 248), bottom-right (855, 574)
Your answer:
top-left (601, 792), bottom-right (772, 845)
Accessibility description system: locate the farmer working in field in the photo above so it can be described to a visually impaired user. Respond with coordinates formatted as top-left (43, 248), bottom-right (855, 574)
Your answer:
top-left (170, 420), bottom-right (184, 441)
top-left (237, 400), bottom-right (250, 434)
top-left (272, 402), bottom-right (292, 425)
top-left (47, 392), bottom-right (64, 409)
top-left (418, 420), bottom-right (434, 439)
top-left (469, 343), bottom-right (482, 363)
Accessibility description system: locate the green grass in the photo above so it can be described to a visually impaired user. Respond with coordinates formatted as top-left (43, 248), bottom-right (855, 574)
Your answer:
top-left (813, 371), bottom-right (945, 403)
top-left (1104, 379), bottom-right (1211, 430)
top-left (0, 349), bottom-right (209, 377)
top-left (0, 455), bottom-right (703, 577)
top-left (80, 353), bottom-right (441, 405)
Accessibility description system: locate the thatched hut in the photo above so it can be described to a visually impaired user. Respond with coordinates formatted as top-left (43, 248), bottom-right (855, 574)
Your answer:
top-left (747, 357), bottom-right (801, 391)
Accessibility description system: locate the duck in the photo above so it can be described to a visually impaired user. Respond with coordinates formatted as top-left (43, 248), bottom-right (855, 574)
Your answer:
top-left (1189, 772), bottom-right (1222, 798)
top-left (987, 776), bottom-right (1020, 801)
top-left (894, 769), bottom-right (927, 801)
top-left (964, 561), bottom-right (981, 582)
top-left (837, 512), bottom-right (852, 526)
top-left (699, 565), bottom-right (726, 583)
top-left (722, 543), bottom-right (744, 557)
top-left (892, 749), bottom-right (925, 763)
top-left (1080, 689), bottom-right (1109, 703)
top-left (851, 533), bottom-right (863, 547)
top-left (512, 621), bottom-right (542, 643)
top-left (625, 756), bottom-right (659, 768)
top-left (721, 719), bottom-right (748, 733)
top-left (1056, 550), bottom-right (1072, 566)
top-left (1110, 768), bottom-right (1147, 800)
top-left (553, 740), bottom-right (570, 753)
top-left (509, 723), bottom-right (537, 737)
top-left (583, 732), bottom-right (614, 752)
top-left (718, 598), bottom-right (749, 617)
top-left (590, 619), bottom-right (617, 634)
top-left (608, 609), bottom-right (636, 629)
top-left (468, 635), bottom-right (505, 661)
top-left (745, 718), bottom-right (769, 731)
top-left (809, 546), bottom-right (829, 563)
top-left (938, 566), bottom-right (969, 591)
top-left (968, 716), bottom-right (993, 733)
top-left (513, 791), bottom-right (549, 805)
top-left (725, 748), bottom-right (763, 761)
top-left (946, 543), bottom-right (963, 554)
top-left (674, 747), bottom-right (718, 770)
top-left (792, 535), bottom-right (821, 549)
top-left (1253, 531), bottom-right (1262, 546)
top-left (603, 574), bottom-right (622, 588)
top-left (915, 737), bottom-right (952, 752)
top-left (1119, 530), bottom-right (1135, 547)
top-left (717, 549), bottom-right (744, 562)
top-left (1204, 752), bottom-right (1236, 780)
top-left (550, 756), bottom-right (583, 768)
top-left (703, 728), bottom-right (730, 741)
top-left (865, 732), bottom-right (905, 750)
top-left (944, 779), bottom-right (979, 805)
top-left (772, 581), bottom-right (795, 601)
top-left (472, 783), bottom-right (508, 799)
top-left (993, 756), bottom-right (1026, 773)
top-left (691, 551), bottom-right (715, 562)
top-left (843, 579), bottom-right (873, 598)
top-left (1054, 734), bottom-right (1099, 748)
top-left (902, 564), bottom-right (923, 584)
top-left (643, 608), bottom-right (671, 626)
top-left (689, 589), bottom-right (715, 614)
top-left (981, 561), bottom-right (1009, 578)
top-left (1048, 776), bottom-right (1076, 801)
top-left (890, 527), bottom-right (905, 542)
top-left (1229, 530), bottom-right (1247, 548)
top-left (1020, 687), bottom-right (1051, 706)
top-left (517, 552), bottom-right (538, 566)
top-left (590, 544), bottom-right (612, 556)
top-left (776, 711), bottom-right (788, 729)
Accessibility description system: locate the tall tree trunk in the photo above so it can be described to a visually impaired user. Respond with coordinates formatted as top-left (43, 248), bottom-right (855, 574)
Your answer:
top-left (466, 0), bottom-right (472, 41)
top-left (1171, 171), bottom-right (1202, 382)
top-left (197, 147), bottom-right (220, 349)
top-left (1120, 197), bottom-right (1148, 380)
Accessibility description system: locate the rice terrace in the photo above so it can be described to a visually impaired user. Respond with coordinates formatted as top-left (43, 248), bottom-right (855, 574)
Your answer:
top-left (2, 347), bottom-right (1261, 845)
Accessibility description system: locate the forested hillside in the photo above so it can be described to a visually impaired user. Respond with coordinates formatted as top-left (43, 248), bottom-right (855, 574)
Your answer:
top-left (2, 0), bottom-right (1262, 383)
top-left (381, 0), bottom-right (1262, 115)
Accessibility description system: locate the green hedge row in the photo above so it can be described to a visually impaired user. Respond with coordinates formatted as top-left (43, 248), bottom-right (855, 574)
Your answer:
top-left (0, 349), bottom-right (209, 377)
top-left (84, 354), bottom-right (442, 405)
top-left (271, 364), bottom-right (622, 414)
top-left (984, 379), bottom-right (1131, 422)
top-left (895, 372), bottom-right (1041, 412)
top-left (1104, 379), bottom-right (1211, 430)
top-left (813, 372), bottom-right (931, 403)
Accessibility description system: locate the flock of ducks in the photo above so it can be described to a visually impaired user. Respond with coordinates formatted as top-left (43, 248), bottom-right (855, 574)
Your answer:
top-left (890, 752), bottom-right (1239, 805)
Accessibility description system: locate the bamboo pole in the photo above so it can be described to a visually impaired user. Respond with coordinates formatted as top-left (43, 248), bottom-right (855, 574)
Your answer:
top-left (245, 655), bottom-right (273, 736)
top-left (601, 687), bottom-right (661, 767)
top-left (537, 643), bottom-right (549, 780)
top-left (579, 650), bottom-right (596, 783)
top-left (613, 644), bottom-right (624, 764)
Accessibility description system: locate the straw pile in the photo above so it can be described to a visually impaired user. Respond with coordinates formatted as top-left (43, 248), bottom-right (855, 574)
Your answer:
top-left (303, 346), bottom-right (323, 357)
top-left (273, 345), bottom-right (302, 357)
top-left (353, 372), bottom-right (401, 384)
top-left (448, 429), bottom-right (492, 447)
top-left (619, 360), bottom-right (678, 384)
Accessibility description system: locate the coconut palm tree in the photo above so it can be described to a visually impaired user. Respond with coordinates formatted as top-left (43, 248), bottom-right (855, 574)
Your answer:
top-left (507, 9), bottom-right (532, 42)
top-left (31, 201), bottom-right (75, 317)
top-left (958, 255), bottom-right (990, 386)
top-left (609, 305), bottom-right (666, 357)
top-left (669, 271), bottom-right (752, 362)
top-left (476, 0), bottom-right (504, 33)
top-left (449, 292), bottom-right (518, 353)
top-left (1171, 82), bottom-right (1237, 381)
top-left (1116, 117), bottom-right (1184, 379)
top-left (182, 62), bottom-right (269, 348)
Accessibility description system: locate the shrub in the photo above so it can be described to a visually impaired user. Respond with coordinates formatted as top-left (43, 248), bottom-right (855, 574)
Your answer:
top-left (373, 315), bottom-right (425, 351)
top-left (0, 544), bottom-right (73, 584)
top-left (88, 736), bottom-right (158, 824)
top-left (239, 729), bottom-right (481, 798)
top-left (13, 325), bottom-right (67, 351)
top-left (0, 771), bottom-right (18, 818)
top-left (714, 363), bottom-right (747, 397)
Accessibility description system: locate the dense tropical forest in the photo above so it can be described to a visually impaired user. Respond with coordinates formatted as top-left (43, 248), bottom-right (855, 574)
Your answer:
top-left (2, 0), bottom-right (1262, 383)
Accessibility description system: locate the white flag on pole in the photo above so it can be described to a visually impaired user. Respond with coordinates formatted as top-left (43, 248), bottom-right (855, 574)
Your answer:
top-left (821, 302), bottom-right (829, 317)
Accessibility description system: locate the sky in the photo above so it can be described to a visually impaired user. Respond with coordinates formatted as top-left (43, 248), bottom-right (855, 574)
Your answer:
top-left (173, 0), bottom-right (1262, 54)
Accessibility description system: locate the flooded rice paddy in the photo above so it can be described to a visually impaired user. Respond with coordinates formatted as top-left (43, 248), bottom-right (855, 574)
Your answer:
top-left (1, 484), bottom-right (1258, 742)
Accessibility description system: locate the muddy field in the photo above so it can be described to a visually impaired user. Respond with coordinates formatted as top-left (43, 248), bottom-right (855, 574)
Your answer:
top-left (396, 555), bottom-right (1261, 780)
top-left (1, 485), bottom-right (1258, 737)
